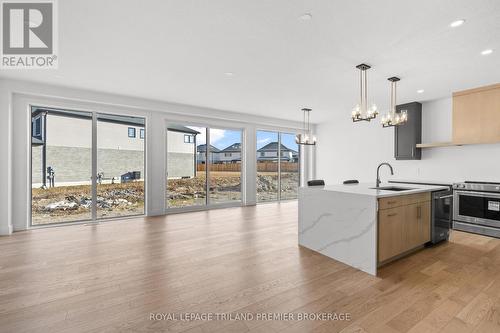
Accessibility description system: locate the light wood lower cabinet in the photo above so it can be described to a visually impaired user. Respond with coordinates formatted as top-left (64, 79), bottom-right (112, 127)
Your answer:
top-left (378, 194), bottom-right (431, 263)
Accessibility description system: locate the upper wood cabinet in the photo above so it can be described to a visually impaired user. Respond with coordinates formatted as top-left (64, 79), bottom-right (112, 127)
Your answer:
top-left (453, 83), bottom-right (500, 144)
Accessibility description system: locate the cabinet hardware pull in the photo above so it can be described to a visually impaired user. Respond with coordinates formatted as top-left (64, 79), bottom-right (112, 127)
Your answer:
top-left (387, 213), bottom-right (397, 217)
top-left (388, 201), bottom-right (397, 204)
top-left (417, 206), bottom-right (421, 219)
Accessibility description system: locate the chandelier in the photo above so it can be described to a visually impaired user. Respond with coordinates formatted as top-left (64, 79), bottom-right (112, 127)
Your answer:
top-left (295, 108), bottom-right (316, 146)
top-left (381, 77), bottom-right (408, 128)
top-left (352, 64), bottom-right (378, 122)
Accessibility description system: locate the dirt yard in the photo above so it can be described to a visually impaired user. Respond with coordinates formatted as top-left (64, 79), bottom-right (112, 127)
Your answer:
top-left (31, 171), bottom-right (299, 224)
top-left (31, 182), bottom-right (145, 225)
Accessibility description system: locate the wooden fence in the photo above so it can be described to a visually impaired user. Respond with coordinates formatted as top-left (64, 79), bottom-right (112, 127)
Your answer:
top-left (197, 162), bottom-right (298, 172)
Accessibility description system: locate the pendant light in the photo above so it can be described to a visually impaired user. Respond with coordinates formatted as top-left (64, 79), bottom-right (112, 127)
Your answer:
top-left (381, 77), bottom-right (408, 128)
top-left (295, 108), bottom-right (316, 145)
top-left (352, 63), bottom-right (378, 122)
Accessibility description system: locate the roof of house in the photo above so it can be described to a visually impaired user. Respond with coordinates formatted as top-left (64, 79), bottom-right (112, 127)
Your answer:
top-left (167, 124), bottom-right (200, 135)
top-left (257, 142), bottom-right (297, 153)
top-left (197, 144), bottom-right (221, 152)
top-left (221, 143), bottom-right (241, 152)
top-left (32, 107), bottom-right (147, 127)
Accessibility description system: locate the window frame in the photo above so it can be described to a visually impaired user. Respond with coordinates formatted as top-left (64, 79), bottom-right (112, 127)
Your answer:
top-left (128, 127), bottom-right (136, 138)
top-left (139, 128), bottom-right (145, 139)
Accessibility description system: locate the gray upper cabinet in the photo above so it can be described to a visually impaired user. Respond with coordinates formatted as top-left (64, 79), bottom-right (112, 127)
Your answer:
top-left (394, 102), bottom-right (422, 160)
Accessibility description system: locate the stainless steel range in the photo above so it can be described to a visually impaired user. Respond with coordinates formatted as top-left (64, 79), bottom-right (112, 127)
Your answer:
top-left (453, 181), bottom-right (500, 238)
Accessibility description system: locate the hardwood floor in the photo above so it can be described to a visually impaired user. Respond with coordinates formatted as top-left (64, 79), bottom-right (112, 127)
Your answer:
top-left (1, 202), bottom-right (500, 333)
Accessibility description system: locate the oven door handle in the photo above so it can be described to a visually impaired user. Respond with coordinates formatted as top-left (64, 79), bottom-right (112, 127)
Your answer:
top-left (454, 190), bottom-right (500, 198)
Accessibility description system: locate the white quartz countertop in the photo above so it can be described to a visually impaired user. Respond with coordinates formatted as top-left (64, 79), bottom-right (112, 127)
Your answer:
top-left (301, 182), bottom-right (449, 198)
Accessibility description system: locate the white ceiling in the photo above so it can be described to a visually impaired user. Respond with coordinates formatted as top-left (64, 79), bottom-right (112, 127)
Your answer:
top-left (1, 0), bottom-right (499, 123)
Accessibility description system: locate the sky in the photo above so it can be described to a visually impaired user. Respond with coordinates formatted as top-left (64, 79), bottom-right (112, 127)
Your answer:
top-left (186, 126), bottom-right (298, 151)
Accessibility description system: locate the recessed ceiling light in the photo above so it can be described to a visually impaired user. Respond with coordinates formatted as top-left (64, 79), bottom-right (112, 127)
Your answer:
top-left (224, 72), bottom-right (234, 77)
top-left (450, 19), bottom-right (465, 28)
top-left (298, 13), bottom-right (312, 21)
top-left (417, 89), bottom-right (424, 94)
top-left (481, 49), bottom-right (493, 55)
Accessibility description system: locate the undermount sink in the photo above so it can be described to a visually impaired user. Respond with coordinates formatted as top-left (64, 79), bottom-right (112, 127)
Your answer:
top-left (370, 186), bottom-right (415, 191)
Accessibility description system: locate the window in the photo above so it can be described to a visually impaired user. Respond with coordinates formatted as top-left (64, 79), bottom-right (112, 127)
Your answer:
top-left (30, 108), bottom-right (146, 226)
top-left (32, 116), bottom-right (41, 137)
top-left (166, 125), bottom-right (242, 209)
top-left (128, 127), bottom-right (136, 138)
top-left (256, 131), bottom-right (300, 202)
top-left (140, 128), bottom-right (145, 139)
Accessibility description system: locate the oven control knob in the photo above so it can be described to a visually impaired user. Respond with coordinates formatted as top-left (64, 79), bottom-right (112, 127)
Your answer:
top-left (496, 186), bottom-right (500, 191)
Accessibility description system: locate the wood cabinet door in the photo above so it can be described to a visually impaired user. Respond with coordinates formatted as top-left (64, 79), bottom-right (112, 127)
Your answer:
top-left (453, 84), bottom-right (500, 144)
top-left (402, 201), bottom-right (431, 252)
top-left (404, 203), bottom-right (420, 251)
top-left (404, 202), bottom-right (431, 251)
top-left (418, 202), bottom-right (431, 244)
top-left (378, 207), bottom-right (405, 262)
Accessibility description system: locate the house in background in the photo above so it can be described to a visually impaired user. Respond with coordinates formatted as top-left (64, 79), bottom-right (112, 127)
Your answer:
top-left (166, 125), bottom-right (200, 179)
top-left (219, 143), bottom-right (242, 163)
top-left (31, 109), bottom-right (199, 186)
top-left (196, 144), bottom-right (221, 164)
top-left (197, 143), bottom-right (242, 164)
top-left (31, 108), bottom-right (146, 187)
top-left (257, 142), bottom-right (298, 162)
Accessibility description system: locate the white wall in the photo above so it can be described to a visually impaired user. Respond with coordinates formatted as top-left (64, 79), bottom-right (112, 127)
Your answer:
top-left (0, 78), bottom-right (310, 235)
top-left (316, 97), bottom-right (500, 185)
top-left (0, 82), bottom-right (12, 235)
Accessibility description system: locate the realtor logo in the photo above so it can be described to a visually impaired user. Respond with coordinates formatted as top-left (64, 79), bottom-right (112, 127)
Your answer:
top-left (1, 0), bottom-right (58, 68)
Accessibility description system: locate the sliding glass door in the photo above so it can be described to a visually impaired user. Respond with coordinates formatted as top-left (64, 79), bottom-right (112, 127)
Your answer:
top-left (256, 130), bottom-right (300, 203)
top-left (209, 128), bottom-right (242, 204)
top-left (256, 131), bottom-right (279, 202)
top-left (30, 106), bottom-right (146, 226)
top-left (31, 108), bottom-right (93, 225)
top-left (166, 125), bottom-right (206, 208)
top-left (96, 114), bottom-right (145, 218)
top-left (166, 124), bottom-right (243, 210)
top-left (279, 133), bottom-right (300, 200)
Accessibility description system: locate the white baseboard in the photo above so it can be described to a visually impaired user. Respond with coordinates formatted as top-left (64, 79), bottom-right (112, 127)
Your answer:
top-left (0, 223), bottom-right (13, 235)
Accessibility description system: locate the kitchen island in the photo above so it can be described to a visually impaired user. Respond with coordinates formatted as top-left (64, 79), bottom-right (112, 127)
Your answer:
top-left (298, 183), bottom-right (448, 275)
